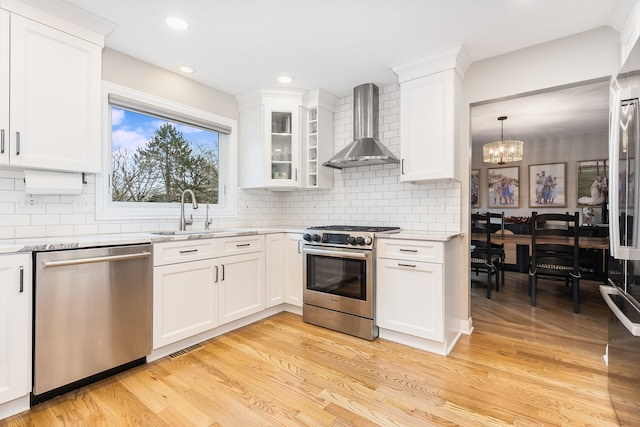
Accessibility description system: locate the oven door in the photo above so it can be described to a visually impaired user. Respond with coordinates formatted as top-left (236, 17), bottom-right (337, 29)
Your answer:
top-left (302, 245), bottom-right (374, 319)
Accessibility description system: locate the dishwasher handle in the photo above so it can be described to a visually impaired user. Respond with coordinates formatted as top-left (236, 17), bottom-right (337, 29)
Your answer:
top-left (42, 251), bottom-right (152, 268)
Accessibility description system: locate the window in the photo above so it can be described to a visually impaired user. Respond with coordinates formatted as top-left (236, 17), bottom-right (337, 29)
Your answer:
top-left (97, 82), bottom-right (237, 220)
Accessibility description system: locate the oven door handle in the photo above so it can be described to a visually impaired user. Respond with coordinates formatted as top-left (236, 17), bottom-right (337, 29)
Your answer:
top-left (303, 248), bottom-right (368, 260)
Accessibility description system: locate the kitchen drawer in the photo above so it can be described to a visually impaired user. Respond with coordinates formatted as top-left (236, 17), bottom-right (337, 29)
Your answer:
top-left (377, 239), bottom-right (443, 263)
top-left (219, 235), bottom-right (265, 257)
top-left (153, 239), bottom-right (219, 266)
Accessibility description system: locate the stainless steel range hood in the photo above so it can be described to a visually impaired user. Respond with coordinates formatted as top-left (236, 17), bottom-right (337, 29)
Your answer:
top-left (323, 83), bottom-right (400, 169)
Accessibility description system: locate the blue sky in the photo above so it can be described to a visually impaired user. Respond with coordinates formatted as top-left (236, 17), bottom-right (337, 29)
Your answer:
top-left (111, 107), bottom-right (219, 153)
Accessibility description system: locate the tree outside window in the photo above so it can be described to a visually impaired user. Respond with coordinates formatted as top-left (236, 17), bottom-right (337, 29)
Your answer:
top-left (111, 107), bottom-right (219, 204)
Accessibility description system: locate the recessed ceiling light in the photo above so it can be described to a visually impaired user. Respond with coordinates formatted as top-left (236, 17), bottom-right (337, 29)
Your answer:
top-left (166, 16), bottom-right (189, 30)
top-left (179, 65), bottom-right (194, 74)
top-left (278, 75), bottom-right (293, 84)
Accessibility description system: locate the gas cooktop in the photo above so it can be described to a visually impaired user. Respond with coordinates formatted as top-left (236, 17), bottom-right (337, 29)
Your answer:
top-left (303, 225), bottom-right (400, 249)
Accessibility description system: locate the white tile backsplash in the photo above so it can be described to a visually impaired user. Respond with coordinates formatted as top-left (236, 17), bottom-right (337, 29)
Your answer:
top-left (0, 83), bottom-right (460, 238)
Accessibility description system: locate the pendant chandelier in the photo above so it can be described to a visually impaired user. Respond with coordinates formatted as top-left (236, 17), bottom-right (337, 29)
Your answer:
top-left (482, 116), bottom-right (524, 165)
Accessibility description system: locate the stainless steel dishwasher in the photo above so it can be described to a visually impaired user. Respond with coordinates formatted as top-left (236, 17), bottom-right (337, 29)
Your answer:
top-left (32, 244), bottom-right (152, 404)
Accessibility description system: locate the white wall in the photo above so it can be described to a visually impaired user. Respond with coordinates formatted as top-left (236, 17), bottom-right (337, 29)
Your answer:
top-left (278, 84), bottom-right (461, 232)
top-left (458, 26), bottom-right (621, 325)
top-left (466, 27), bottom-right (620, 104)
top-left (102, 49), bottom-right (240, 121)
top-left (0, 56), bottom-right (460, 239)
top-left (471, 131), bottom-right (609, 217)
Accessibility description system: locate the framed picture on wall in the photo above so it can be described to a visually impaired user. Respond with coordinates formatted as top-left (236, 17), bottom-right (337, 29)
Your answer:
top-left (471, 169), bottom-right (480, 208)
top-left (577, 159), bottom-right (608, 207)
top-left (529, 162), bottom-right (566, 208)
top-left (487, 166), bottom-right (519, 208)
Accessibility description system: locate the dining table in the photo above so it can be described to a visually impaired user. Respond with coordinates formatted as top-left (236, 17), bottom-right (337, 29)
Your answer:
top-left (475, 233), bottom-right (610, 250)
top-left (471, 232), bottom-right (610, 284)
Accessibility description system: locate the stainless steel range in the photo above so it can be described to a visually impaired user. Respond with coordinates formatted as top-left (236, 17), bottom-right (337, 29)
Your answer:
top-left (302, 225), bottom-right (400, 340)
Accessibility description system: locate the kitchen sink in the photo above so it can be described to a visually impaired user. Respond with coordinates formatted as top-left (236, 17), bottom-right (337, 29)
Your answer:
top-left (151, 229), bottom-right (257, 236)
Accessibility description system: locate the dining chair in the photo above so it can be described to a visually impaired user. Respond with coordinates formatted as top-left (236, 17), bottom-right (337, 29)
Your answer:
top-left (471, 212), bottom-right (504, 299)
top-left (528, 211), bottom-right (581, 313)
top-left (490, 212), bottom-right (506, 287)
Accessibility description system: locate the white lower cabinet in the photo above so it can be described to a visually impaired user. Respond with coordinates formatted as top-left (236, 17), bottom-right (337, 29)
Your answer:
top-left (153, 235), bottom-right (266, 349)
top-left (0, 253), bottom-right (31, 417)
top-left (265, 233), bottom-right (286, 307)
top-left (376, 237), bottom-right (462, 355)
top-left (265, 232), bottom-right (303, 309)
top-left (284, 233), bottom-right (303, 306)
top-left (153, 259), bottom-right (219, 349)
top-left (376, 257), bottom-right (443, 342)
top-left (218, 251), bottom-right (265, 325)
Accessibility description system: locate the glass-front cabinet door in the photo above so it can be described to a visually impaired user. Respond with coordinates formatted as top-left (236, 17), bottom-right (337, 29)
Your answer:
top-left (237, 87), bottom-right (335, 190)
top-left (264, 101), bottom-right (300, 188)
top-left (270, 111), bottom-right (294, 182)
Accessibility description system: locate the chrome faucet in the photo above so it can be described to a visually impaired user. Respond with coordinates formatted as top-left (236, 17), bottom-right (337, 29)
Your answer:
top-left (179, 189), bottom-right (198, 231)
top-left (204, 203), bottom-right (212, 230)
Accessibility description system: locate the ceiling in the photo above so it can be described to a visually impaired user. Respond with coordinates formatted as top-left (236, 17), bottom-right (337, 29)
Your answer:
top-left (54, 0), bottom-right (630, 98)
top-left (470, 79), bottom-right (611, 146)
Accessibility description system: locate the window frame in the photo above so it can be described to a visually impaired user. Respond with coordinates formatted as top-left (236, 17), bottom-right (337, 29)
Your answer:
top-left (96, 82), bottom-right (237, 221)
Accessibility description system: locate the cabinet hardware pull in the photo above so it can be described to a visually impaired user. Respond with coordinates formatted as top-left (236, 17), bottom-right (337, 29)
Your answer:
top-left (214, 265), bottom-right (219, 283)
top-left (43, 252), bottom-right (151, 268)
top-left (401, 159), bottom-right (404, 174)
top-left (297, 240), bottom-right (301, 254)
top-left (236, 243), bottom-right (251, 248)
top-left (15, 131), bottom-right (20, 155)
top-left (179, 249), bottom-right (198, 254)
top-left (19, 266), bottom-right (24, 292)
top-left (398, 263), bottom-right (416, 268)
top-left (295, 168), bottom-right (298, 181)
top-left (1, 129), bottom-right (4, 153)
top-left (221, 264), bottom-right (225, 281)
top-left (399, 248), bottom-right (418, 253)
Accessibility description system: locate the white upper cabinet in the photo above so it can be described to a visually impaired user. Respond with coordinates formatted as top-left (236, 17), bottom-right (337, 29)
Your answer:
top-left (0, 9), bottom-right (8, 166)
top-left (237, 88), bottom-right (336, 190)
top-left (237, 88), bottom-right (304, 190)
top-left (619, 0), bottom-right (640, 65)
top-left (0, 4), bottom-right (104, 173)
top-left (302, 89), bottom-right (336, 190)
top-left (391, 44), bottom-right (469, 182)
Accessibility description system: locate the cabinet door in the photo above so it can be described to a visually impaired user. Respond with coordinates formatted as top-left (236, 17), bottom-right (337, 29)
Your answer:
top-left (153, 259), bottom-right (219, 348)
top-left (153, 239), bottom-right (219, 266)
top-left (376, 258), bottom-right (444, 342)
top-left (284, 233), bottom-right (303, 306)
top-left (9, 14), bottom-right (101, 173)
top-left (265, 105), bottom-right (300, 188)
top-left (265, 233), bottom-right (285, 308)
top-left (0, 253), bottom-right (31, 405)
top-left (0, 9), bottom-right (8, 166)
top-left (219, 251), bottom-right (265, 325)
top-left (399, 70), bottom-right (455, 182)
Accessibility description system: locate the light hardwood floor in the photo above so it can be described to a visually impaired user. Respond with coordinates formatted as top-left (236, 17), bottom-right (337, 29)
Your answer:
top-left (2, 272), bottom-right (618, 426)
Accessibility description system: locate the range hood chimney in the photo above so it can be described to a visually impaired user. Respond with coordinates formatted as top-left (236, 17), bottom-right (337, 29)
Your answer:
top-left (323, 83), bottom-right (400, 169)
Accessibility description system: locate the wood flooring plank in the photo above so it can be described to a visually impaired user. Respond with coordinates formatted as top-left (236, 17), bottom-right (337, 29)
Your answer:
top-left (1, 272), bottom-right (620, 426)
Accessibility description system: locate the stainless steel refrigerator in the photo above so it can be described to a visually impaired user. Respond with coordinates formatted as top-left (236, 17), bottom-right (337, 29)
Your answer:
top-left (601, 43), bottom-right (640, 426)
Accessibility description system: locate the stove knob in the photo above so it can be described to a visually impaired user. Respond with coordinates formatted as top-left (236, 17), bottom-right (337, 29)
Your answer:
top-left (364, 236), bottom-right (373, 245)
top-left (347, 236), bottom-right (357, 245)
top-left (303, 233), bottom-right (312, 242)
top-left (355, 236), bottom-right (366, 245)
top-left (312, 234), bottom-right (321, 242)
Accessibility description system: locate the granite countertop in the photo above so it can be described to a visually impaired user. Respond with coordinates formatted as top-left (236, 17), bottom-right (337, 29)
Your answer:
top-left (0, 227), bottom-right (307, 254)
top-left (0, 227), bottom-right (463, 254)
top-left (377, 230), bottom-right (463, 242)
